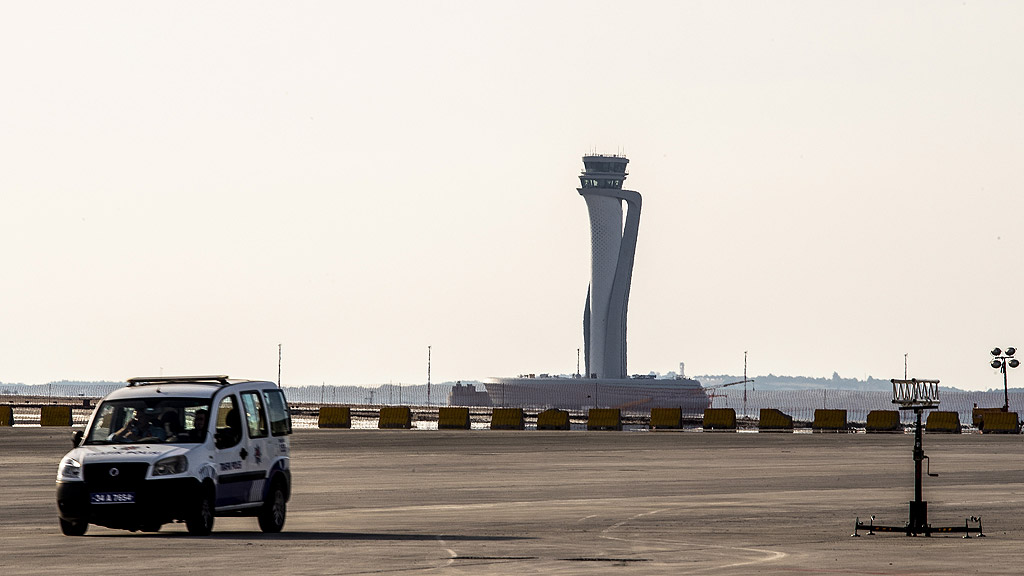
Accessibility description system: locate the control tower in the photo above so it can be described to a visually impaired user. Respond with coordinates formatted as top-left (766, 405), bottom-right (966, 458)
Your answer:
top-left (578, 155), bottom-right (642, 379)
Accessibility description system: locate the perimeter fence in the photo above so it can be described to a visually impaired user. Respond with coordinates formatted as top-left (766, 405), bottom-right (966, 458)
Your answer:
top-left (286, 384), bottom-right (1024, 426)
top-left (703, 389), bottom-right (1022, 425)
top-left (5, 383), bottom-right (1021, 427)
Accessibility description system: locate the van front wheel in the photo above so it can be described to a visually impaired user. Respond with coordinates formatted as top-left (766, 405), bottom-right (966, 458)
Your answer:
top-left (59, 517), bottom-right (88, 536)
top-left (186, 487), bottom-right (215, 536)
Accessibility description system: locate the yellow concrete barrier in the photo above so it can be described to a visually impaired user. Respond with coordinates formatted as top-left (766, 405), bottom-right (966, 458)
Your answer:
top-left (812, 409), bottom-right (847, 432)
top-left (865, 410), bottom-right (901, 433)
top-left (378, 406), bottom-right (412, 429)
top-left (536, 409), bottom-right (570, 430)
top-left (981, 411), bottom-right (1020, 434)
top-left (925, 411), bottom-right (961, 434)
top-left (0, 405), bottom-right (13, 426)
top-left (587, 408), bottom-right (622, 431)
top-left (973, 407), bottom-right (1007, 430)
top-left (318, 406), bottom-right (351, 429)
top-left (703, 408), bottom-right (736, 431)
top-left (650, 407), bottom-right (682, 430)
top-left (438, 407), bottom-right (471, 429)
top-left (758, 408), bottom-right (793, 432)
top-left (490, 408), bottom-right (525, 430)
top-left (40, 406), bottom-right (72, 427)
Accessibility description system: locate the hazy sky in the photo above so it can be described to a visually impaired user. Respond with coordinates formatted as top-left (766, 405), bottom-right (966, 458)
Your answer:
top-left (3, 2), bottom-right (1023, 390)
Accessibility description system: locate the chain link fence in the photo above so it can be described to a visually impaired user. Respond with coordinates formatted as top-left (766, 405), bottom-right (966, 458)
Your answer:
top-left (4, 384), bottom-right (1020, 427)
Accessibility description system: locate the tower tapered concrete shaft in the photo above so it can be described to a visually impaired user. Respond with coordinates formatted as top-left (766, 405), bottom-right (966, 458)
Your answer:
top-left (578, 155), bottom-right (641, 379)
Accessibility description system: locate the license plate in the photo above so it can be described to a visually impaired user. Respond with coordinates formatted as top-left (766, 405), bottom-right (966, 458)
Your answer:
top-left (91, 492), bottom-right (135, 504)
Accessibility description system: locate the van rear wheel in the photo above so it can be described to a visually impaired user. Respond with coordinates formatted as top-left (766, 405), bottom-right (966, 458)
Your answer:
top-left (258, 481), bottom-right (286, 533)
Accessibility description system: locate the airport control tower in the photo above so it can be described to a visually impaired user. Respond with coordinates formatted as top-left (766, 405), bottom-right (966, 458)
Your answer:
top-left (578, 155), bottom-right (642, 379)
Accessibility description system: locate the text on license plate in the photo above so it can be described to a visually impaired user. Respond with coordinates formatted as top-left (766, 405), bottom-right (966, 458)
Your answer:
top-left (91, 492), bottom-right (135, 504)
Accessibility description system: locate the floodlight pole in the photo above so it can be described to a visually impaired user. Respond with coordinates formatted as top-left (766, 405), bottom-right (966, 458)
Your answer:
top-left (893, 378), bottom-right (939, 536)
top-left (1002, 362), bottom-right (1009, 411)
top-left (910, 406), bottom-right (927, 534)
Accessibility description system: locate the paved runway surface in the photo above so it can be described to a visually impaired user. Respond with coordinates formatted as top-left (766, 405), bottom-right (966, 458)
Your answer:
top-left (3, 428), bottom-right (1024, 575)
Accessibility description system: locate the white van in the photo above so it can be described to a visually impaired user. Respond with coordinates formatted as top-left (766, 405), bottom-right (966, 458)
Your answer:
top-left (56, 376), bottom-right (292, 536)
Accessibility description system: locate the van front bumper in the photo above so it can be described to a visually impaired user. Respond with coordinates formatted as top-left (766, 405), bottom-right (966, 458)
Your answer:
top-left (57, 477), bottom-right (202, 530)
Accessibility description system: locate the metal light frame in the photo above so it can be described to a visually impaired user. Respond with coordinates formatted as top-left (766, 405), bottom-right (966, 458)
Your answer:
top-left (853, 378), bottom-right (983, 538)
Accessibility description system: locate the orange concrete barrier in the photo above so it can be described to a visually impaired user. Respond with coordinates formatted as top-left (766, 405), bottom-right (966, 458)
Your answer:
top-left (650, 408), bottom-right (682, 430)
top-left (438, 407), bottom-right (471, 429)
top-left (925, 411), bottom-right (961, 434)
top-left (536, 409), bottom-right (570, 430)
top-left (758, 408), bottom-right (793, 432)
top-left (812, 409), bottom-right (847, 432)
top-left (318, 406), bottom-right (351, 429)
top-left (378, 406), bottom-right (412, 429)
top-left (865, 410), bottom-right (901, 433)
top-left (703, 408), bottom-right (736, 431)
top-left (587, 408), bottom-right (622, 431)
top-left (490, 408), bottom-right (525, 430)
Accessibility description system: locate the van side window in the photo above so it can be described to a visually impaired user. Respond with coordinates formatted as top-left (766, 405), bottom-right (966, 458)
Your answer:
top-left (264, 389), bottom-right (292, 436)
top-left (241, 392), bottom-right (268, 439)
top-left (214, 395), bottom-right (242, 449)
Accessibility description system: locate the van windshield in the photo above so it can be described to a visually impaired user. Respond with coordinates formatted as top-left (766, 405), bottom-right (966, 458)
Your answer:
top-left (85, 399), bottom-right (212, 445)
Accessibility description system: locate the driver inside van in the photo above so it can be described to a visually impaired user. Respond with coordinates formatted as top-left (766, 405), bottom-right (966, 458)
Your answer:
top-left (113, 409), bottom-right (166, 442)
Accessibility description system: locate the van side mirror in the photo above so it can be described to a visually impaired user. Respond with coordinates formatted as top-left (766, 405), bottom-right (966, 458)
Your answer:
top-left (72, 430), bottom-right (84, 447)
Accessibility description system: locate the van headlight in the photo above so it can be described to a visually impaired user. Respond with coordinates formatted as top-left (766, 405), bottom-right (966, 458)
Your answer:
top-left (58, 457), bottom-right (82, 482)
top-left (152, 455), bottom-right (188, 476)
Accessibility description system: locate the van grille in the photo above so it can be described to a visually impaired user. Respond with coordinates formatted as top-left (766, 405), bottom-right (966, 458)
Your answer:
top-left (83, 462), bottom-right (149, 490)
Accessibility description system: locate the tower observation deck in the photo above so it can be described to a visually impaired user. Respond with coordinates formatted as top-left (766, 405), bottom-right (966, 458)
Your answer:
top-left (578, 155), bottom-right (641, 379)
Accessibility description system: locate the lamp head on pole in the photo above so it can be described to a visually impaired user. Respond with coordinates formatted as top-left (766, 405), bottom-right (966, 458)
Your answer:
top-left (1007, 347), bottom-right (1017, 357)
top-left (992, 347), bottom-right (1003, 357)
top-left (992, 359), bottom-right (1003, 369)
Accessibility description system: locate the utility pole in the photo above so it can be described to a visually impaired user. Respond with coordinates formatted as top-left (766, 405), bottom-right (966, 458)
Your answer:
top-left (743, 351), bottom-right (748, 418)
top-left (278, 343), bottom-right (282, 387)
top-left (427, 345), bottom-right (432, 407)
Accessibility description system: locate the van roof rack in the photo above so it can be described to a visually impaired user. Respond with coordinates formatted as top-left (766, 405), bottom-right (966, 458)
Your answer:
top-left (126, 375), bottom-right (231, 387)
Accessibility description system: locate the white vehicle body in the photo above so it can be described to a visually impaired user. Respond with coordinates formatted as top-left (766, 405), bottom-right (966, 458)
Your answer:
top-left (56, 376), bottom-right (292, 536)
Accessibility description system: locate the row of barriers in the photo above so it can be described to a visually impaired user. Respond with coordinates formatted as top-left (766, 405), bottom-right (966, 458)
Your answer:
top-left (319, 406), bottom-right (1023, 433)
top-left (320, 406), bottom-right (630, 431)
top-left (0, 405), bottom-right (76, 427)
top-left (4, 404), bottom-right (1019, 433)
